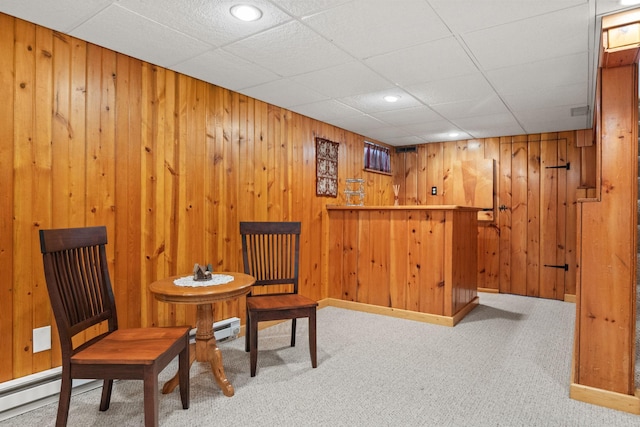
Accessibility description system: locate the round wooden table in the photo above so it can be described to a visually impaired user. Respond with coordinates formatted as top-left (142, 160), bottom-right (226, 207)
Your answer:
top-left (149, 272), bottom-right (255, 397)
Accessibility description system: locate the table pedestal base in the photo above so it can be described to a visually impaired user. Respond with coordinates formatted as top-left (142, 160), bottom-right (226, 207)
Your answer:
top-left (162, 303), bottom-right (234, 397)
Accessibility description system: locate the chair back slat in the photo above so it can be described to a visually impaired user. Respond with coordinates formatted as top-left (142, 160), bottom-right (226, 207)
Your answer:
top-left (40, 226), bottom-right (116, 356)
top-left (240, 222), bottom-right (300, 292)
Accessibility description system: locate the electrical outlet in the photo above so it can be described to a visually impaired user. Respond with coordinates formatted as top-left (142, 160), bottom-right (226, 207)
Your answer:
top-left (33, 326), bottom-right (51, 353)
top-left (431, 186), bottom-right (437, 195)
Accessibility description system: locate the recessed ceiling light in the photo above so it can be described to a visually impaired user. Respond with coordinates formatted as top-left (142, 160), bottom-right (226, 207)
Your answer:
top-left (620, 0), bottom-right (640, 6)
top-left (383, 95), bottom-right (400, 103)
top-left (230, 4), bottom-right (263, 22)
top-left (448, 132), bottom-right (459, 138)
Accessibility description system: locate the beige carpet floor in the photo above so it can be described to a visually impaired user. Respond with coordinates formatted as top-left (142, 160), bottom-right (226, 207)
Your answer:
top-left (2, 292), bottom-right (639, 426)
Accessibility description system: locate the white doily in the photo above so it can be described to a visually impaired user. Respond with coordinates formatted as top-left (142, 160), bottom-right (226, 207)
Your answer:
top-left (173, 274), bottom-right (234, 287)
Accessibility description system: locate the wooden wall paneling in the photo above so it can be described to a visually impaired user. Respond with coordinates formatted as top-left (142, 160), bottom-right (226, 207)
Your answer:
top-left (0, 13), bottom-right (14, 381)
top-left (498, 137), bottom-right (513, 294)
top-left (540, 138), bottom-right (560, 299)
top-left (416, 145), bottom-right (428, 204)
top-left (356, 210), bottom-right (371, 303)
top-left (564, 133), bottom-right (580, 297)
top-left (239, 95), bottom-right (255, 229)
top-left (123, 56), bottom-right (144, 328)
top-left (369, 210), bottom-right (390, 307)
top-left (172, 74), bottom-right (191, 325)
top-left (426, 143), bottom-right (444, 204)
top-left (86, 43), bottom-right (117, 346)
top-left (114, 55), bottom-right (132, 329)
top-left (420, 211), bottom-right (445, 315)
top-left (480, 138), bottom-right (500, 291)
top-left (510, 136), bottom-right (528, 295)
top-left (404, 150), bottom-right (418, 205)
top-left (442, 142), bottom-right (455, 204)
top-left (13, 18), bottom-right (36, 377)
top-left (327, 210), bottom-right (344, 299)
top-left (32, 25), bottom-right (53, 373)
top-left (389, 210), bottom-right (407, 308)
top-left (406, 211), bottom-right (421, 311)
top-left (577, 65), bottom-right (637, 393)
top-left (556, 137), bottom-right (568, 300)
top-left (526, 136), bottom-right (541, 297)
top-left (140, 63), bottom-right (158, 326)
top-left (342, 210), bottom-right (358, 301)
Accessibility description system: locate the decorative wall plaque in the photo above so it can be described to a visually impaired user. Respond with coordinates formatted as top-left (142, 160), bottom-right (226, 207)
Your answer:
top-left (316, 137), bottom-right (339, 197)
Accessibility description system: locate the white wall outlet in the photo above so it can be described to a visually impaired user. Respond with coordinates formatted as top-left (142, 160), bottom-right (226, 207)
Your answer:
top-left (32, 326), bottom-right (51, 353)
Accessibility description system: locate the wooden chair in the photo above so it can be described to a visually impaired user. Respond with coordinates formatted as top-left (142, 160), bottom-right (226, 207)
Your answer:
top-left (240, 221), bottom-right (318, 377)
top-left (39, 226), bottom-right (190, 427)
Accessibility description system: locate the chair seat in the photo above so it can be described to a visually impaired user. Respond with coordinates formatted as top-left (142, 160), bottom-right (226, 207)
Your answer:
top-left (72, 327), bottom-right (190, 365)
top-left (247, 294), bottom-right (318, 312)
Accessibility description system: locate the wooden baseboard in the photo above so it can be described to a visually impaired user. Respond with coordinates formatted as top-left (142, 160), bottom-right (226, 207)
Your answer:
top-left (564, 294), bottom-right (576, 303)
top-left (319, 296), bottom-right (479, 327)
top-left (570, 383), bottom-right (640, 415)
top-left (478, 287), bottom-right (499, 293)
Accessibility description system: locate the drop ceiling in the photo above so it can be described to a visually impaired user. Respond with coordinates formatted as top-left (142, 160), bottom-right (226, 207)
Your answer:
top-left (0, 0), bottom-right (635, 146)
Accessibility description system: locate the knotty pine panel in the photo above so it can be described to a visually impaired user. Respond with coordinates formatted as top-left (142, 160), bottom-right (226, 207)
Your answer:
top-left (0, 14), bottom-right (394, 381)
top-left (0, 13), bottom-right (15, 382)
top-left (577, 65), bottom-right (637, 394)
top-left (395, 132), bottom-right (581, 300)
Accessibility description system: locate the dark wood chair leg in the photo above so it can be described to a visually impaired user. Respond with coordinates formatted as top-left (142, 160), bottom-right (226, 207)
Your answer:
top-left (309, 310), bottom-right (317, 368)
top-left (99, 379), bottom-right (113, 411)
top-left (245, 311), bottom-right (250, 353)
top-left (143, 370), bottom-right (159, 427)
top-left (179, 339), bottom-right (190, 409)
top-left (250, 315), bottom-right (259, 377)
top-left (291, 318), bottom-right (297, 347)
top-left (56, 373), bottom-right (72, 427)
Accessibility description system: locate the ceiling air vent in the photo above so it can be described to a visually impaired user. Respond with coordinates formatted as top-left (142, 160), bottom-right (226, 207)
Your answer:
top-left (571, 106), bottom-right (590, 117)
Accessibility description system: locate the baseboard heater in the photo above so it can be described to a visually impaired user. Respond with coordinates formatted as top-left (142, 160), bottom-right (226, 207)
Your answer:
top-left (190, 317), bottom-right (241, 342)
top-left (0, 367), bottom-right (100, 421)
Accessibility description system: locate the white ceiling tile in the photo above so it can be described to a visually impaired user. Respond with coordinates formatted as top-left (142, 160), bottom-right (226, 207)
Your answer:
top-left (516, 105), bottom-right (592, 133)
top-left (451, 113), bottom-right (525, 138)
top-left (0, 0), bottom-right (113, 32)
top-left (172, 49), bottom-right (280, 92)
top-left (290, 100), bottom-right (362, 122)
top-left (402, 120), bottom-right (469, 139)
top-left (407, 73), bottom-right (496, 106)
top-left (429, 0), bottom-right (585, 33)
top-left (302, 0), bottom-right (451, 59)
top-left (325, 114), bottom-right (388, 134)
top-left (365, 37), bottom-right (478, 86)
top-left (463, 4), bottom-right (589, 71)
top-left (70, 4), bottom-right (213, 68)
top-left (117, 0), bottom-right (292, 47)
top-left (430, 95), bottom-right (510, 120)
top-left (269, 0), bottom-right (354, 18)
top-left (291, 61), bottom-right (393, 98)
top-left (502, 83), bottom-right (587, 112)
top-left (371, 106), bottom-right (442, 126)
top-left (487, 53), bottom-right (588, 95)
top-left (224, 20), bottom-right (352, 77)
top-left (240, 78), bottom-right (328, 108)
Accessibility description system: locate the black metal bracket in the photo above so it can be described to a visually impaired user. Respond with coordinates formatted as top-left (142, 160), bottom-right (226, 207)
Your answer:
top-left (545, 162), bottom-right (570, 170)
top-left (544, 263), bottom-right (569, 271)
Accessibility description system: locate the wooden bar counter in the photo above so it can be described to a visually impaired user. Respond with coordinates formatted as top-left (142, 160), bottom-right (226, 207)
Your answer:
top-left (326, 205), bottom-right (481, 326)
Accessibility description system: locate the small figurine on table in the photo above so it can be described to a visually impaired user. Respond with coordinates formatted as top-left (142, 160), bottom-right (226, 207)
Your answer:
top-left (193, 263), bottom-right (214, 281)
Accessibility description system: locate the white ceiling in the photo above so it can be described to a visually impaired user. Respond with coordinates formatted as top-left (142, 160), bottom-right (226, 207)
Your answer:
top-left (0, 0), bottom-right (636, 146)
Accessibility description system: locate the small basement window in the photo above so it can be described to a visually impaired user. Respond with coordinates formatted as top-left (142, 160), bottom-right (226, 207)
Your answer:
top-left (363, 141), bottom-right (391, 175)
